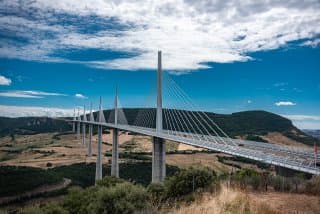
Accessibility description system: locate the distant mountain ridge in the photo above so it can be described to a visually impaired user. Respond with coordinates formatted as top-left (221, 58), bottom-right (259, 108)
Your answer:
top-left (303, 130), bottom-right (320, 139)
top-left (0, 109), bottom-right (318, 146)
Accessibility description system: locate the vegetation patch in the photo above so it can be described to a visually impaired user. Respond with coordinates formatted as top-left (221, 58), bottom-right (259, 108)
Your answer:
top-left (0, 166), bottom-right (62, 197)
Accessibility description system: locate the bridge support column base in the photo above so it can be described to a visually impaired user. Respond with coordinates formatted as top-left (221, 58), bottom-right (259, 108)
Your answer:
top-left (111, 128), bottom-right (119, 177)
top-left (82, 123), bottom-right (86, 147)
top-left (77, 122), bottom-right (80, 140)
top-left (152, 137), bottom-right (166, 183)
top-left (88, 124), bottom-right (92, 157)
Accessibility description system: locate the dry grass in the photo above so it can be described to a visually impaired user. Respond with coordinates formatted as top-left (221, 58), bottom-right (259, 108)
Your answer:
top-left (262, 132), bottom-right (309, 147)
top-left (0, 132), bottom-right (260, 173)
top-left (170, 185), bottom-right (320, 214)
top-left (166, 153), bottom-right (232, 174)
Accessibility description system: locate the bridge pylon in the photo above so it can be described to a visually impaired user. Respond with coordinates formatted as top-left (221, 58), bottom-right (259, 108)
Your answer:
top-left (111, 86), bottom-right (119, 177)
top-left (152, 50), bottom-right (166, 183)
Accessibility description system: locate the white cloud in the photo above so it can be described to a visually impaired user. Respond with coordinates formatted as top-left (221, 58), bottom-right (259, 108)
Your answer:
top-left (301, 38), bottom-right (320, 48)
top-left (75, 93), bottom-right (87, 99)
top-left (0, 75), bottom-right (12, 85)
top-left (247, 100), bottom-right (252, 104)
top-left (274, 82), bottom-right (288, 87)
top-left (0, 90), bottom-right (67, 98)
top-left (275, 101), bottom-right (296, 106)
top-left (0, 0), bottom-right (319, 72)
top-left (0, 105), bottom-right (74, 117)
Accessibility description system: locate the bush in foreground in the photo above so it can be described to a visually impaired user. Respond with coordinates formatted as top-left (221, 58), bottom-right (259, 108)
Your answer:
top-left (62, 177), bottom-right (149, 214)
top-left (164, 166), bottom-right (216, 198)
top-left (18, 167), bottom-right (218, 213)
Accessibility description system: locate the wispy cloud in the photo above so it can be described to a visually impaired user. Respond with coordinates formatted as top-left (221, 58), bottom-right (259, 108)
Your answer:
top-left (0, 90), bottom-right (67, 98)
top-left (275, 101), bottom-right (296, 106)
top-left (0, 105), bottom-right (74, 117)
top-left (75, 93), bottom-right (87, 99)
top-left (0, 75), bottom-right (12, 85)
top-left (301, 38), bottom-right (320, 48)
top-left (0, 0), bottom-right (319, 72)
top-left (273, 82), bottom-right (288, 87)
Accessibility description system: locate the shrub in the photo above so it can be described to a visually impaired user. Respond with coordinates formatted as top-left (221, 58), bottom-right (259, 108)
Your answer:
top-left (272, 176), bottom-right (292, 192)
top-left (62, 186), bottom-right (96, 214)
top-left (19, 203), bottom-right (67, 214)
top-left (305, 176), bottom-right (320, 196)
top-left (46, 162), bottom-right (53, 168)
top-left (62, 177), bottom-right (150, 214)
top-left (147, 182), bottom-right (166, 206)
top-left (92, 182), bottom-right (149, 213)
top-left (250, 174), bottom-right (261, 190)
top-left (164, 166), bottom-right (216, 198)
top-left (233, 168), bottom-right (258, 189)
top-left (96, 176), bottom-right (125, 188)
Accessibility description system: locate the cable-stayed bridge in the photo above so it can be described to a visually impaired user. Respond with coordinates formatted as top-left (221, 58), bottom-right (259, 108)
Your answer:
top-left (70, 51), bottom-right (319, 183)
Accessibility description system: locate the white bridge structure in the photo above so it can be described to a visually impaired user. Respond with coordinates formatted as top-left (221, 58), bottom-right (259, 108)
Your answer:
top-left (71, 51), bottom-right (319, 183)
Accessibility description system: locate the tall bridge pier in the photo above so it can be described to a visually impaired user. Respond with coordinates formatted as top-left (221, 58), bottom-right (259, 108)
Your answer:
top-left (111, 87), bottom-right (119, 177)
top-left (88, 102), bottom-right (93, 157)
top-left (72, 108), bottom-right (75, 133)
top-left (152, 51), bottom-right (166, 183)
top-left (77, 108), bottom-right (80, 140)
top-left (82, 106), bottom-right (86, 147)
top-left (95, 97), bottom-right (103, 182)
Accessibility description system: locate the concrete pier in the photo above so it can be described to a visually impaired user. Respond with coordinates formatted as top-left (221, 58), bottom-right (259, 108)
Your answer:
top-left (111, 86), bottom-right (119, 177)
top-left (88, 124), bottom-right (92, 156)
top-left (82, 106), bottom-right (87, 147)
top-left (111, 128), bottom-right (119, 177)
top-left (95, 97), bottom-right (103, 182)
top-left (152, 137), bottom-right (166, 182)
top-left (77, 119), bottom-right (80, 140)
top-left (82, 123), bottom-right (86, 147)
top-left (88, 103), bottom-right (93, 157)
top-left (95, 125), bottom-right (103, 181)
top-left (72, 109), bottom-right (75, 132)
top-left (152, 51), bottom-right (166, 183)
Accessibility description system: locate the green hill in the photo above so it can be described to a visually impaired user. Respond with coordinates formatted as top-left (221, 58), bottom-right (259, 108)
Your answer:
top-left (0, 110), bottom-right (318, 146)
top-left (0, 117), bottom-right (70, 137)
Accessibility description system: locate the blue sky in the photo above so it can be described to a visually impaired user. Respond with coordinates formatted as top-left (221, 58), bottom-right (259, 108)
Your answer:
top-left (0, 0), bottom-right (320, 129)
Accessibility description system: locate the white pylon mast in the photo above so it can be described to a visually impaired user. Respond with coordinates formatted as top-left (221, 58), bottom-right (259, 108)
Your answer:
top-left (114, 85), bottom-right (118, 126)
top-left (156, 50), bottom-right (162, 133)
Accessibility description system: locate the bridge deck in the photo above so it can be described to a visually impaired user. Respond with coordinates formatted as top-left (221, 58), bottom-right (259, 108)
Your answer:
top-left (74, 120), bottom-right (320, 175)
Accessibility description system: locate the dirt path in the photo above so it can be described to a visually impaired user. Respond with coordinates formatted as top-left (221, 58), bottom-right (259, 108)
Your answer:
top-left (0, 178), bottom-right (71, 205)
